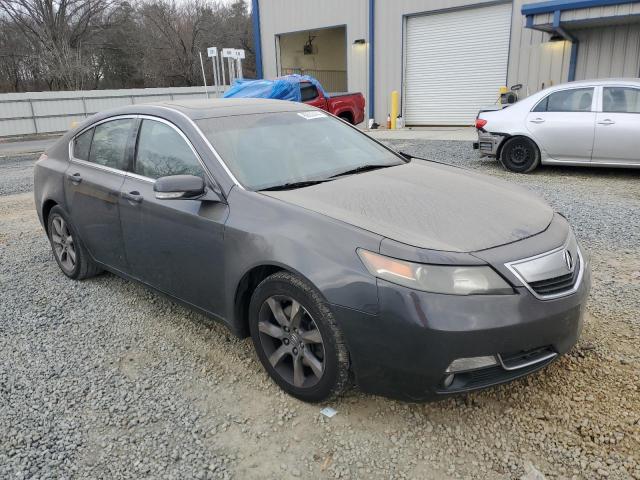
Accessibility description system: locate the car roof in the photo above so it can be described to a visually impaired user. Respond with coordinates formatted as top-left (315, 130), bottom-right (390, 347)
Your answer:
top-left (137, 98), bottom-right (314, 120)
top-left (547, 78), bottom-right (640, 89)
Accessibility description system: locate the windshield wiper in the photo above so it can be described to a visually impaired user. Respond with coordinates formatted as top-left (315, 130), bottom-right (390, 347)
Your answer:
top-left (259, 180), bottom-right (329, 191)
top-left (328, 164), bottom-right (393, 179)
top-left (399, 151), bottom-right (454, 167)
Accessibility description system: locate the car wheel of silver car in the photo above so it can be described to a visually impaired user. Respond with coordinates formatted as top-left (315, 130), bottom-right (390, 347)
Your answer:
top-left (47, 206), bottom-right (102, 280)
top-left (248, 271), bottom-right (351, 402)
top-left (500, 136), bottom-right (541, 173)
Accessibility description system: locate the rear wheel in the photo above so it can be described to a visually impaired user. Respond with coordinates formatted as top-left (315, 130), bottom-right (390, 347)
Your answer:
top-left (338, 113), bottom-right (354, 125)
top-left (500, 136), bottom-right (540, 173)
top-left (248, 271), bottom-right (350, 402)
top-left (47, 206), bottom-right (101, 280)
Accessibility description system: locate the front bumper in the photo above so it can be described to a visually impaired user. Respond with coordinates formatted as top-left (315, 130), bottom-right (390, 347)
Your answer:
top-left (475, 131), bottom-right (505, 157)
top-left (334, 264), bottom-right (590, 401)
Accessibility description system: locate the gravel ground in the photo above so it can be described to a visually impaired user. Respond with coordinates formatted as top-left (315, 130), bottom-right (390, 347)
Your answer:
top-left (0, 153), bottom-right (36, 196)
top-left (1, 143), bottom-right (638, 480)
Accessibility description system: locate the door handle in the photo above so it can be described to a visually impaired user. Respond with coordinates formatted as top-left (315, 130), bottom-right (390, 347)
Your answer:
top-left (597, 119), bottom-right (615, 125)
top-left (529, 118), bottom-right (545, 124)
top-left (121, 191), bottom-right (143, 203)
top-left (66, 172), bottom-right (82, 184)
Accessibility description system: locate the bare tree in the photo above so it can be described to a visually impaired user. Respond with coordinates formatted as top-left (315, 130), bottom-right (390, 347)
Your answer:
top-left (0, 0), bottom-right (114, 89)
top-left (0, 0), bottom-right (256, 93)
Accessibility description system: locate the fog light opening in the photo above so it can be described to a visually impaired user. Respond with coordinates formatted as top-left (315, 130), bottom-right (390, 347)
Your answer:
top-left (445, 355), bottom-right (498, 374)
top-left (442, 373), bottom-right (455, 388)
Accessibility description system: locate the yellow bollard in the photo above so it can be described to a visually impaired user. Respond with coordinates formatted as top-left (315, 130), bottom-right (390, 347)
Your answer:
top-left (498, 86), bottom-right (508, 107)
top-left (390, 90), bottom-right (399, 129)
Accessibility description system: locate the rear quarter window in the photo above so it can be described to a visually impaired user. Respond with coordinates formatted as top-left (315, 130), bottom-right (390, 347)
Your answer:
top-left (73, 128), bottom-right (94, 161)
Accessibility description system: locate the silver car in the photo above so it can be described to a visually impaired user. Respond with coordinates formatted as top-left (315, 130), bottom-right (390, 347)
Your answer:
top-left (474, 79), bottom-right (640, 173)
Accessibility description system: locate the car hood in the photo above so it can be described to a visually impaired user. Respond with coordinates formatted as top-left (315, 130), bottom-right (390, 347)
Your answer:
top-left (261, 161), bottom-right (553, 252)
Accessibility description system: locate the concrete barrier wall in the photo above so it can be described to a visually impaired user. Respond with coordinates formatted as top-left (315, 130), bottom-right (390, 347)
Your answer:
top-left (0, 86), bottom-right (226, 137)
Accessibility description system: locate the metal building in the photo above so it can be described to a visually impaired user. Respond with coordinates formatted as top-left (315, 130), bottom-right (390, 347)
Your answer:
top-left (252, 0), bottom-right (640, 125)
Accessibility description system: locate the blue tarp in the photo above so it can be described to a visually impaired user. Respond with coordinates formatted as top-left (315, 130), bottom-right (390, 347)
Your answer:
top-left (223, 74), bottom-right (328, 102)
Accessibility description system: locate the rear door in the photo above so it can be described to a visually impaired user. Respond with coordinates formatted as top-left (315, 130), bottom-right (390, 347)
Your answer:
top-left (118, 117), bottom-right (229, 315)
top-left (526, 87), bottom-right (596, 162)
top-left (592, 86), bottom-right (640, 165)
top-left (65, 117), bottom-right (136, 270)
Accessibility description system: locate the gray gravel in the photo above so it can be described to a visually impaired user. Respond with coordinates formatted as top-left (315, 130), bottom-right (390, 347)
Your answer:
top-left (1, 143), bottom-right (639, 479)
top-left (0, 154), bottom-right (36, 196)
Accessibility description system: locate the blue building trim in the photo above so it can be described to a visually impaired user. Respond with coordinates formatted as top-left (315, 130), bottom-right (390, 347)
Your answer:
top-left (252, 0), bottom-right (263, 79)
top-left (522, 0), bottom-right (639, 16)
top-left (368, 0), bottom-right (375, 120)
top-left (568, 40), bottom-right (579, 81)
top-left (526, 14), bottom-right (534, 27)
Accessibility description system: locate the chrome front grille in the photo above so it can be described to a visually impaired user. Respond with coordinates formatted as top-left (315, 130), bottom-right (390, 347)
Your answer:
top-left (529, 255), bottom-right (581, 296)
top-left (505, 232), bottom-right (585, 300)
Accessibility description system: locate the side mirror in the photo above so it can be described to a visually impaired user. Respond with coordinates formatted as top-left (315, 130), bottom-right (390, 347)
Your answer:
top-left (154, 175), bottom-right (206, 200)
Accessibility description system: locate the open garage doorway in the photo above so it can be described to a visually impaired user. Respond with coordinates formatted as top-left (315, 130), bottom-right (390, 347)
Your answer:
top-left (276, 26), bottom-right (347, 93)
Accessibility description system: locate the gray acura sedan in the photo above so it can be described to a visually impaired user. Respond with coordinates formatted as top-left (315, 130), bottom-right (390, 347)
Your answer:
top-left (34, 99), bottom-right (590, 402)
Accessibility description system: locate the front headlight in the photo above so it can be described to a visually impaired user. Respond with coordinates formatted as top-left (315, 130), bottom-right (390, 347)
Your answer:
top-left (357, 249), bottom-right (513, 295)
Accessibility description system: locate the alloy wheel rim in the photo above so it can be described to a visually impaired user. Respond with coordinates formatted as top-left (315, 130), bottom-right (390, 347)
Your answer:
top-left (510, 144), bottom-right (529, 165)
top-left (51, 215), bottom-right (76, 272)
top-left (257, 295), bottom-right (326, 388)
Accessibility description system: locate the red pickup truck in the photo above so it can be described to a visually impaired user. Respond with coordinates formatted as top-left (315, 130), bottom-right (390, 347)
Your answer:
top-left (223, 75), bottom-right (366, 125)
top-left (299, 81), bottom-right (365, 125)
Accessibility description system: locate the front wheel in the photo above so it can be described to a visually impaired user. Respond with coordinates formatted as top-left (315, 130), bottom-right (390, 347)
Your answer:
top-left (500, 136), bottom-right (541, 173)
top-left (248, 271), bottom-right (351, 402)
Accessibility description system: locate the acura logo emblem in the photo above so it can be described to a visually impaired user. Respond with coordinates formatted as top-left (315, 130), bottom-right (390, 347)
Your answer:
top-left (564, 250), bottom-right (573, 271)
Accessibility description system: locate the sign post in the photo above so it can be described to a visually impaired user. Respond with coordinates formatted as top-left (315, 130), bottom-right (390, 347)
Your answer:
top-left (235, 49), bottom-right (245, 80)
top-left (220, 48), bottom-right (246, 88)
top-left (198, 51), bottom-right (209, 99)
top-left (222, 48), bottom-right (236, 86)
top-left (207, 47), bottom-right (220, 96)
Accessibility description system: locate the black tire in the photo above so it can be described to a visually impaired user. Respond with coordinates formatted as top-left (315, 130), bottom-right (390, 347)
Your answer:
top-left (338, 113), bottom-right (354, 125)
top-left (500, 136), bottom-right (541, 173)
top-left (248, 271), bottom-right (351, 402)
top-left (47, 206), bottom-right (102, 280)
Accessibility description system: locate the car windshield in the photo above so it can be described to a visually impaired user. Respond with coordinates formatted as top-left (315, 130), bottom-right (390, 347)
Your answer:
top-left (196, 111), bottom-right (404, 191)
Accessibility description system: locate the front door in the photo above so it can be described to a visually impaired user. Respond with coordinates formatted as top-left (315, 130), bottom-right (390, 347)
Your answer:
top-left (526, 87), bottom-right (596, 162)
top-left (592, 86), bottom-right (640, 165)
top-left (118, 118), bottom-right (229, 315)
top-left (64, 118), bottom-right (136, 270)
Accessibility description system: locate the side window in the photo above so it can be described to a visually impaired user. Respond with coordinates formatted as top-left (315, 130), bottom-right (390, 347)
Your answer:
top-left (603, 87), bottom-right (640, 113)
top-left (301, 83), bottom-right (319, 102)
top-left (533, 88), bottom-right (594, 113)
top-left (73, 128), bottom-right (94, 161)
top-left (134, 120), bottom-right (205, 179)
top-left (89, 119), bottom-right (135, 170)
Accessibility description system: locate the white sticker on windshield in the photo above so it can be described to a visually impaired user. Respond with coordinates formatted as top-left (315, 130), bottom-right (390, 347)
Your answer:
top-left (297, 111), bottom-right (326, 120)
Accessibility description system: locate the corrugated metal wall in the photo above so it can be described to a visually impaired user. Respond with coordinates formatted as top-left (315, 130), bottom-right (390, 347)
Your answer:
top-left (574, 24), bottom-right (640, 80)
top-left (562, 2), bottom-right (640, 22)
top-left (0, 86), bottom-right (222, 137)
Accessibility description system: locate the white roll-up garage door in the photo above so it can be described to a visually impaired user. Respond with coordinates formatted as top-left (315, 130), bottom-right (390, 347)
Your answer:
top-left (404, 2), bottom-right (512, 125)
